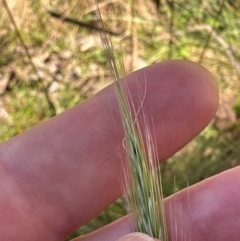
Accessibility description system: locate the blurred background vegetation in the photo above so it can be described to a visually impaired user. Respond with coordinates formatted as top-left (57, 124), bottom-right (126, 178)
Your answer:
top-left (0, 0), bottom-right (240, 240)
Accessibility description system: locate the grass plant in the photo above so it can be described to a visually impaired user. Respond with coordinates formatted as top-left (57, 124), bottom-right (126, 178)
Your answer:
top-left (95, 2), bottom-right (168, 240)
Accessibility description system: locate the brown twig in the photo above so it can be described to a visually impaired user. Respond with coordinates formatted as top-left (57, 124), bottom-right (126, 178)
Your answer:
top-left (130, 0), bottom-right (137, 71)
top-left (187, 24), bottom-right (240, 74)
top-left (198, 1), bottom-right (225, 64)
top-left (48, 10), bottom-right (120, 36)
top-left (167, 0), bottom-right (175, 59)
top-left (2, 0), bottom-right (56, 116)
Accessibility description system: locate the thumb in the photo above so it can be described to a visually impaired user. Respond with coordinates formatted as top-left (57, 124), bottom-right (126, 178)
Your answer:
top-left (115, 232), bottom-right (160, 241)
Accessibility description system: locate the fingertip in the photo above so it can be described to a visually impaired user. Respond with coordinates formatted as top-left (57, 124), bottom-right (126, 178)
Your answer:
top-left (115, 232), bottom-right (160, 241)
top-left (179, 60), bottom-right (219, 113)
top-left (153, 60), bottom-right (219, 118)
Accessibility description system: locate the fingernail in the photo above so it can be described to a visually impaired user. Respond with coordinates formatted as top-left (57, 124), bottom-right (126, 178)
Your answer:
top-left (116, 232), bottom-right (156, 241)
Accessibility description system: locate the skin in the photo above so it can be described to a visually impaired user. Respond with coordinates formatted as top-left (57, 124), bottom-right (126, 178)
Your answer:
top-left (0, 60), bottom-right (238, 241)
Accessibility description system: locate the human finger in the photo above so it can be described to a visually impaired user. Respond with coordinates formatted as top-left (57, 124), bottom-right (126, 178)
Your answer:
top-left (77, 167), bottom-right (240, 241)
top-left (0, 60), bottom-right (218, 240)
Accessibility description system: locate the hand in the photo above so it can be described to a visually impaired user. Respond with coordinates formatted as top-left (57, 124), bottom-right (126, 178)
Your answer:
top-left (1, 60), bottom-right (237, 241)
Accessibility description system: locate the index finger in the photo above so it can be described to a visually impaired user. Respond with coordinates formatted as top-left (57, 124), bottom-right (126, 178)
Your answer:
top-left (0, 60), bottom-right (218, 241)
